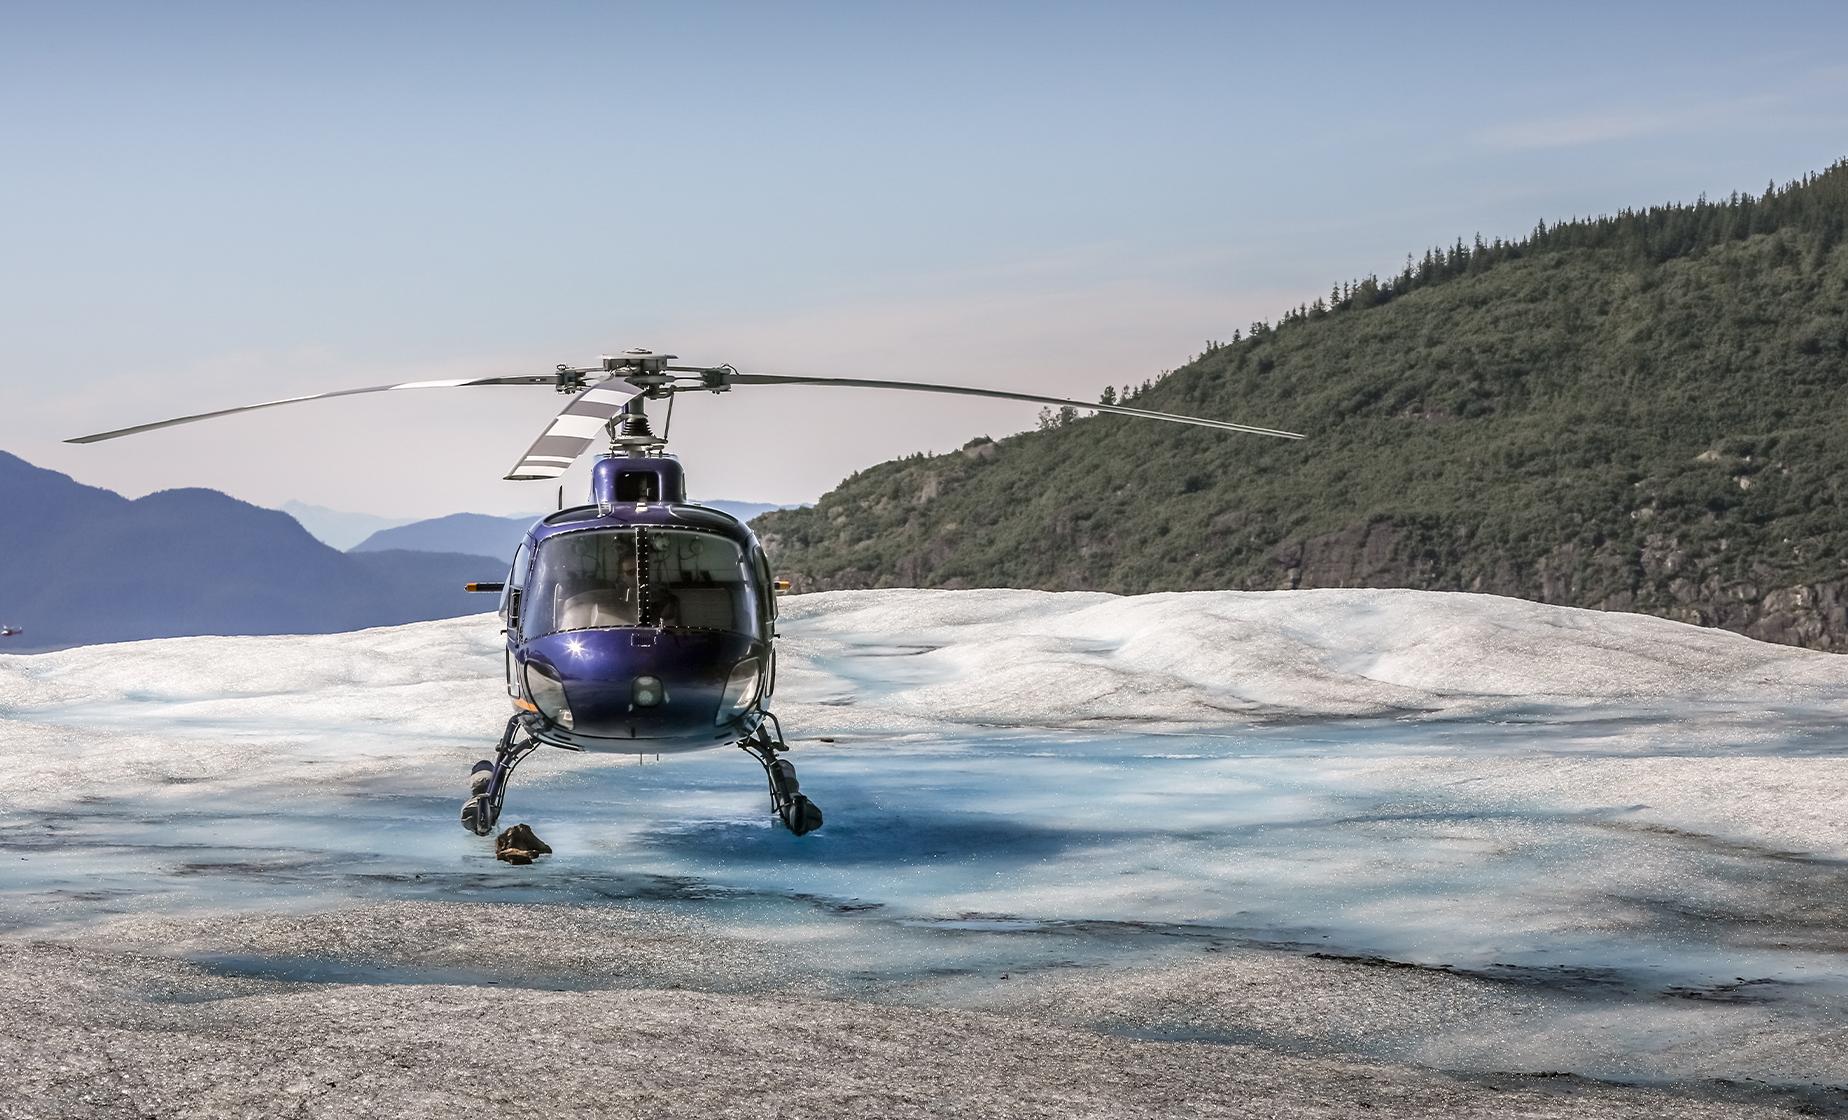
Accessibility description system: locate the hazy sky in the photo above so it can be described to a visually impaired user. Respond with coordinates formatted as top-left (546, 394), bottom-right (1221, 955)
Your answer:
top-left (4, 1), bottom-right (1845, 516)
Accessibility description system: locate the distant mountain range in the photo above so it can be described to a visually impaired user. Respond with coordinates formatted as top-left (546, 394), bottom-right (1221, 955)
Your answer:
top-left (346, 500), bottom-right (788, 560)
top-left (279, 501), bottom-right (418, 551)
top-left (350, 512), bottom-right (536, 558)
top-left (0, 452), bottom-right (504, 652)
top-left (0, 460), bottom-right (803, 652)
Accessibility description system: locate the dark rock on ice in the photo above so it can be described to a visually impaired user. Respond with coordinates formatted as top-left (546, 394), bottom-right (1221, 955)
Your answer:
top-left (495, 824), bottom-right (553, 865)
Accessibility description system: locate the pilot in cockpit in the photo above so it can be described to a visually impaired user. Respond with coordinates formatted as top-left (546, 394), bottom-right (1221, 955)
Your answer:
top-left (556, 540), bottom-right (640, 629)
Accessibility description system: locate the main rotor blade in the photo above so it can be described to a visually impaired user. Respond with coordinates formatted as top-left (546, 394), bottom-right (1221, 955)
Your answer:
top-left (724, 373), bottom-right (1305, 439)
top-left (64, 375), bottom-right (558, 445)
top-left (503, 380), bottom-right (641, 481)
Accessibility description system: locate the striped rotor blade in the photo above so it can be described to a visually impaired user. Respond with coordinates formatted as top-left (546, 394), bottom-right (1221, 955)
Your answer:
top-left (725, 373), bottom-right (1305, 439)
top-left (65, 375), bottom-right (556, 444)
top-left (503, 380), bottom-right (640, 481)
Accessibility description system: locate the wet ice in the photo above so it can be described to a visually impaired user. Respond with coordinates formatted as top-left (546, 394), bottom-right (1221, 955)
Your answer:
top-left (1, 587), bottom-right (1845, 1092)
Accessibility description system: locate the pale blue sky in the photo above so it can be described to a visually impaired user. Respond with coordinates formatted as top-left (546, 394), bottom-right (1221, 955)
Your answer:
top-left (4, 1), bottom-right (1845, 515)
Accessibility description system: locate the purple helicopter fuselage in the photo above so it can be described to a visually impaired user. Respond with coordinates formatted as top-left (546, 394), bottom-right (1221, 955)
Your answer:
top-left (497, 454), bottom-right (776, 756)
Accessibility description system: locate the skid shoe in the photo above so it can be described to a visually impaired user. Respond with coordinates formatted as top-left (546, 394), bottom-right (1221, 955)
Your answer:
top-left (461, 714), bottom-right (540, 836)
top-left (740, 717), bottom-right (823, 836)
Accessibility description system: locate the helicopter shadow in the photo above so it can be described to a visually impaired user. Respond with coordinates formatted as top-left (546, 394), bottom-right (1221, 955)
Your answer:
top-left (639, 793), bottom-right (1097, 868)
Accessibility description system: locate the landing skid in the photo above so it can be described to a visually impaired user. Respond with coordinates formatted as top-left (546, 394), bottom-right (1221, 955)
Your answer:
top-left (458, 711), bottom-right (823, 837)
top-left (740, 714), bottom-right (824, 836)
top-left (460, 714), bottom-right (540, 836)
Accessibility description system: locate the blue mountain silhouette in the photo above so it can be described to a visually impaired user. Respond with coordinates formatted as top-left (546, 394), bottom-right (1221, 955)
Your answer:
top-left (0, 451), bottom-right (502, 652)
top-left (349, 501), bottom-right (788, 557)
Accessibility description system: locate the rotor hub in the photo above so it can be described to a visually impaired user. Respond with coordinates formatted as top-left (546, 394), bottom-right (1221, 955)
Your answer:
top-left (601, 348), bottom-right (676, 375)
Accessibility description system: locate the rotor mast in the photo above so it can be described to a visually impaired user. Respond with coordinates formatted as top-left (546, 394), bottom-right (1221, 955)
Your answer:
top-left (606, 396), bottom-right (666, 455)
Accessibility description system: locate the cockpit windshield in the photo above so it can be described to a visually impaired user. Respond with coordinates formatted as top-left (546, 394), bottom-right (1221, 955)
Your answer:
top-left (522, 528), bottom-right (757, 639)
top-left (522, 531), bottom-right (641, 638)
top-left (644, 530), bottom-right (756, 635)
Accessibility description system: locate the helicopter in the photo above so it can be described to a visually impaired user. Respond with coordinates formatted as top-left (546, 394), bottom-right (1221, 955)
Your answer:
top-left (0, 627), bottom-right (21, 639)
top-left (68, 349), bottom-right (1304, 839)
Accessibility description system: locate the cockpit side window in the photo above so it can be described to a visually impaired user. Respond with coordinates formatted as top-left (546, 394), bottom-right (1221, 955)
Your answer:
top-left (754, 548), bottom-right (777, 623)
top-left (500, 541), bottom-right (531, 623)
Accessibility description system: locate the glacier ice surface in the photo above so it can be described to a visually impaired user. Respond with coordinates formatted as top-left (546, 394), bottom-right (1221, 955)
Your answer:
top-left (1, 587), bottom-right (1844, 1091)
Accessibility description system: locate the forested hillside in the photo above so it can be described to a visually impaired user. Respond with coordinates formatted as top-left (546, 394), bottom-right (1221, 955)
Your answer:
top-left (756, 162), bottom-right (1848, 650)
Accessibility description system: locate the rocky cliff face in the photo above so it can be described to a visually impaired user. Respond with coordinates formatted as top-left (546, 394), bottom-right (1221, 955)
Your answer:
top-left (1258, 518), bottom-right (1848, 652)
top-left (765, 504), bottom-right (1848, 653)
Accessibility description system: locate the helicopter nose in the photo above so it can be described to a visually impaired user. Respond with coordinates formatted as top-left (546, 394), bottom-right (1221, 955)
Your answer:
top-left (524, 629), bottom-right (754, 741)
